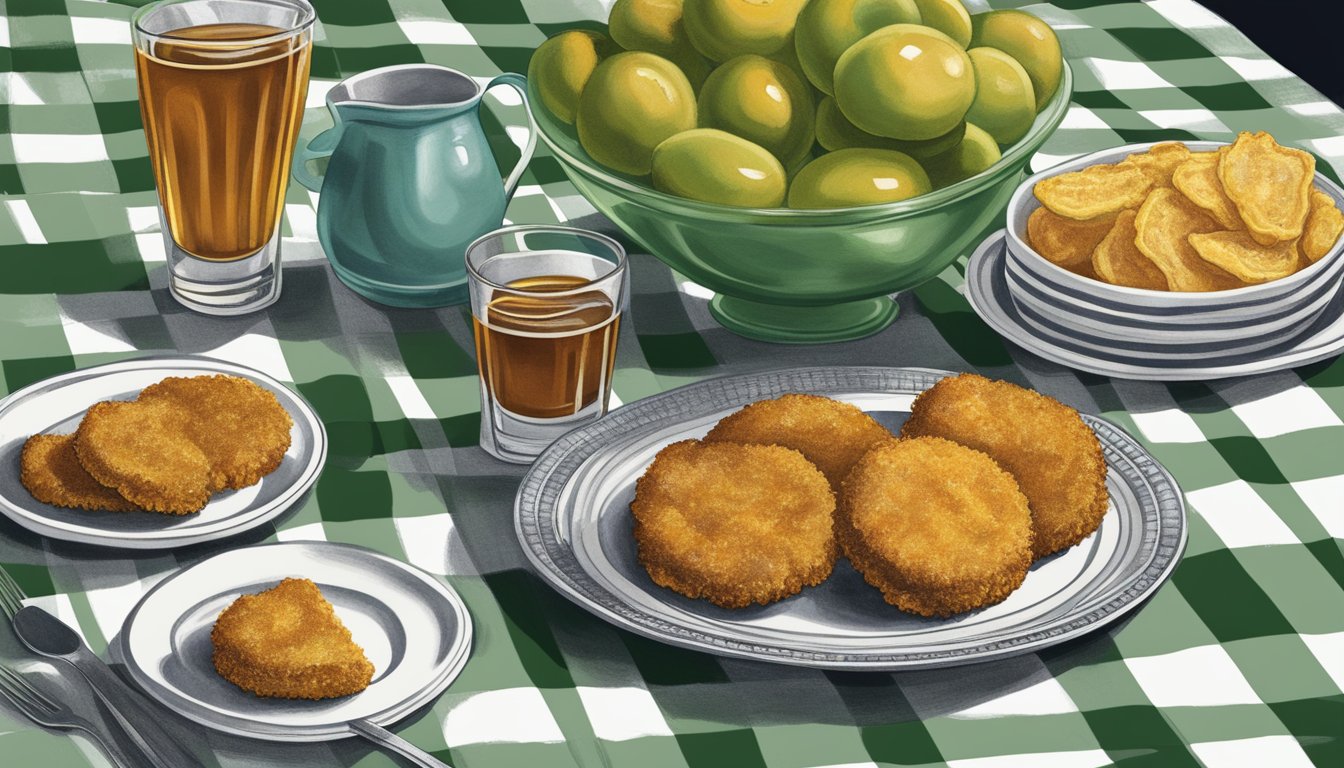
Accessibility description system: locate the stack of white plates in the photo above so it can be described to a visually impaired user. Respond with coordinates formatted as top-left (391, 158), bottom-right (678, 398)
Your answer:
top-left (965, 141), bottom-right (1344, 380)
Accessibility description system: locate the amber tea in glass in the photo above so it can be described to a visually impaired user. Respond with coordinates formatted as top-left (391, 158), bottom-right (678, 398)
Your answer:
top-left (467, 227), bottom-right (628, 463)
top-left (132, 0), bottom-right (314, 315)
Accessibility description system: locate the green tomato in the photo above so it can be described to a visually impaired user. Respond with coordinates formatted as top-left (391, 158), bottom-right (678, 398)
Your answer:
top-left (788, 148), bottom-right (932, 208)
top-left (698, 54), bottom-right (816, 168)
top-left (970, 9), bottom-right (1062, 111)
top-left (652, 128), bottom-right (787, 207)
top-left (609, 0), bottom-right (713, 90)
top-left (912, 0), bottom-right (971, 47)
top-left (815, 96), bottom-right (966, 158)
top-left (576, 52), bottom-right (697, 176)
top-left (793, 0), bottom-right (921, 94)
top-left (921, 122), bottom-right (1001, 188)
top-left (966, 47), bottom-right (1036, 145)
top-left (527, 30), bottom-right (618, 124)
top-left (833, 24), bottom-right (975, 141)
top-left (682, 0), bottom-right (807, 62)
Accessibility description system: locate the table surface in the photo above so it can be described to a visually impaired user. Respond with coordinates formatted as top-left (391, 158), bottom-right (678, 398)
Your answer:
top-left (1, 1), bottom-right (1342, 766)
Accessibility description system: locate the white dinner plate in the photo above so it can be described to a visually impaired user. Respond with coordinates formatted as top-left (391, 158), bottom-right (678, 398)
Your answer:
top-left (119, 541), bottom-right (472, 742)
top-left (0, 355), bottom-right (326, 548)
top-left (515, 367), bottom-right (1187, 670)
top-left (966, 230), bottom-right (1344, 380)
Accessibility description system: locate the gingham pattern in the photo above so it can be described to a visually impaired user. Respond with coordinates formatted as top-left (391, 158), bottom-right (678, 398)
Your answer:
top-left (0, 0), bottom-right (1341, 766)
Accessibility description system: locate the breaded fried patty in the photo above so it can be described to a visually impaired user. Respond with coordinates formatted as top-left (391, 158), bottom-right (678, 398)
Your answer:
top-left (704, 394), bottom-right (892, 491)
top-left (139, 375), bottom-right (292, 490)
top-left (900, 374), bottom-right (1109, 559)
top-left (839, 437), bottom-right (1034, 617)
top-left (20, 434), bottom-right (138, 512)
top-left (74, 399), bottom-right (211, 514)
top-left (631, 440), bottom-right (837, 608)
top-left (212, 577), bottom-right (374, 700)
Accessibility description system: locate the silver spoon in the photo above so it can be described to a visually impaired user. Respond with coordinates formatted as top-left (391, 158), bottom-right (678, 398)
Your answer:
top-left (12, 605), bottom-right (200, 768)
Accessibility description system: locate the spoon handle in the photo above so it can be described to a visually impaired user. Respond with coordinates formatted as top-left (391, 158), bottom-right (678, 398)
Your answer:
top-left (351, 718), bottom-right (451, 768)
top-left (69, 652), bottom-right (199, 768)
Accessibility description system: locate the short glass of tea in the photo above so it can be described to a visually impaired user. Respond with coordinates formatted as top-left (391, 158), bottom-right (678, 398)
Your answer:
top-left (132, 0), bottom-right (314, 315)
top-left (466, 226), bottom-right (628, 463)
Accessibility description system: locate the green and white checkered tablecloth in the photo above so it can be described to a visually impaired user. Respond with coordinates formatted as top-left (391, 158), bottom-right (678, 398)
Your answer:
top-left (1, 0), bottom-right (1342, 766)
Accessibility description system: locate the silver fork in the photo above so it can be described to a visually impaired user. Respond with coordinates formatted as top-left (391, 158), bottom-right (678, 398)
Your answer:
top-left (0, 564), bottom-right (23, 617)
top-left (0, 664), bottom-right (139, 767)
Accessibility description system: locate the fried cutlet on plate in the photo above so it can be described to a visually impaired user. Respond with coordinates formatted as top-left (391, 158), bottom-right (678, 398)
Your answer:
top-left (73, 399), bottom-right (212, 515)
top-left (20, 433), bottom-right (138, 512)
top-left (839, 437), bottom-right (1034, 617)
top-left (631, 440), bottom-right (837, 609)
top-left (212, 577), bottom-right (374, 700)
top-left (138, 375), bottom-right (293, 491)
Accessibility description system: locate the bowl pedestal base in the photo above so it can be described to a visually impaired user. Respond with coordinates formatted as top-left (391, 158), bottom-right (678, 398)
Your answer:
top-left (708, 294), bottom-right (898, 344)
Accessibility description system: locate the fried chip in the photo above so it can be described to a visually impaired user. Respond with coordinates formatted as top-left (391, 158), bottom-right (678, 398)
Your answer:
top-left (1172, 152), bottom-right (1242, 230)
top-left (1027, 207), bottom-right (1118, 272)
top-left (21, 434), bottom-right (139, 512)
top-left (1033, 162), bottom-right (1152, 220)
top-left (1218, 131), bottom-right (1314, 245)
top-left (1188, 230), bottom-right (1300, 284)
top-left (1119, 142), bottom-right (1191, 187)
top-left (1091, 209), bottom-right (1169, 290)
top-left (1301, 189), bottom-right (1344, 263)
top-left (1134, 187), bottom-right (1243, 291)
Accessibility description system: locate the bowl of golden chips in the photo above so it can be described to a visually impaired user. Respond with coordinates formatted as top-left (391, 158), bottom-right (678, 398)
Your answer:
top-left (1003, 134), bottom-right (1344, 350)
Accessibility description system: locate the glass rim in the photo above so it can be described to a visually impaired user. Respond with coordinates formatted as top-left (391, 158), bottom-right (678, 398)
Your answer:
top-left (132, 0), bottom-right (316, 47)
top-left (465, 225), bottom-right (628, 296)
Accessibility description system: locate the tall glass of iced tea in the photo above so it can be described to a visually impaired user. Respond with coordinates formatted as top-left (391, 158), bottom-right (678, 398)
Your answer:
top-left (466, 226), bottom-right (628, 463)
top-left (132, 0), bottom-right (314, 315)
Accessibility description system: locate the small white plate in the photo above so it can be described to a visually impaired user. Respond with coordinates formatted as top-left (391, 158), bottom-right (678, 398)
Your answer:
top-left (119, 542), bottom-right (472, 742)
top-left (966, 230), bottom-right (1344, 380)
top-left (0, 355), bottom-right (326, 549)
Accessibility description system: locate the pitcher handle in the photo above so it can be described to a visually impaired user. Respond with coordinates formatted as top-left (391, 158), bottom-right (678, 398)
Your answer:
top-left (484, 72), bottom-right (538, 203)
top-left (291, 123), bottom-right (344, 192)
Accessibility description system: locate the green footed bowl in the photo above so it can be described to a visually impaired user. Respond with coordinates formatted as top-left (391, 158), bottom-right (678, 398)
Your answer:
top-left (528, 63), bottom-right (1072, 344)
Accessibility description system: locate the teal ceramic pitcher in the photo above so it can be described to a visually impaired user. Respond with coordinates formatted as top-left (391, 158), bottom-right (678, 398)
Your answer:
top-left (292, 64), bottom-right (536, 307)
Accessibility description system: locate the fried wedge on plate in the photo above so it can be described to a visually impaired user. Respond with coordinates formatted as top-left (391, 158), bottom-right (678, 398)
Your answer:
top-left (21, 434), bottom-right (138, 512)
top-left (900, 374), bottom-right (1109, 560)
top-left (1092, 209), bottom-right (1169, 290)
top-left (631, 440), bottom-right (837, 609)
top-left (1134, 188), bottom-right (1243, 291)
top-left (838, 437), bottom-right (1033, 617)
top-left (1172, 152), bottom-right (1243, 230)
top-left (1119, 141), bottom-right (1191, 187)
top-left (1188, 230), bottom-right (1300, 284)
top-left (74, 399), bottom-right (211, 514)
top-left (139, 375), bottom-right (293, 491)
top-left (1301, 189), bottom-right (1344, 263)
top-left (1027, 207), bottom-right (1117, 275)
top-left (1034, 162), bottom-right (1152, 220)
top-left (1218, 131), bottom-right (1314, 245)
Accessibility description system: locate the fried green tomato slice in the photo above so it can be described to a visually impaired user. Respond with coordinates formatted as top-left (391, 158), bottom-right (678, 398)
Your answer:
top-left (900, 373), bottom-right (1109, 560)
top-left (631, 440), bottom-right (837, 608)
top-left (704, 393), bottom-right (892, 492)
top-left (838, 437), bottom-right (1033, 617)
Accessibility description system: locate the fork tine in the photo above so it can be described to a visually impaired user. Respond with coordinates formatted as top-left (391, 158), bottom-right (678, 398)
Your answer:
top-left (0, 566), bottom-right (26, 617)
top-left (0, 666), bottom-right (56, 715)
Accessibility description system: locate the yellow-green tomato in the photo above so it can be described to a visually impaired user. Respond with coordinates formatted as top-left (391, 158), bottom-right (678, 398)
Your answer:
top-left (921, 122), bottom-right (1001, 188)
top-left (912, 0), bottom-right (972, 47)
top-left (788, 148), bottom-right (932, 208)
top-left (970, 10), bottom-right (1062, 111)
top-left (966, 47), bottom-right (1036, 145)
top-left (698, 54), bottom-right (816, 168)
top-left (793, 0), bottom-right (921, 94)
top-left (833, 24), bottom-right (975, 141)
top-left (682, 0), bottom-right (807, 62)
top-left (609, 0), bottom-right (713, 90)
top-left (652, 129), bottom-right (787, 207)
top-left (528, 30), bottom-right (618, 124)
top-left (815, 96), bottom-right (966, 158)
top-left (577, 52), bottom-right (697, 176)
